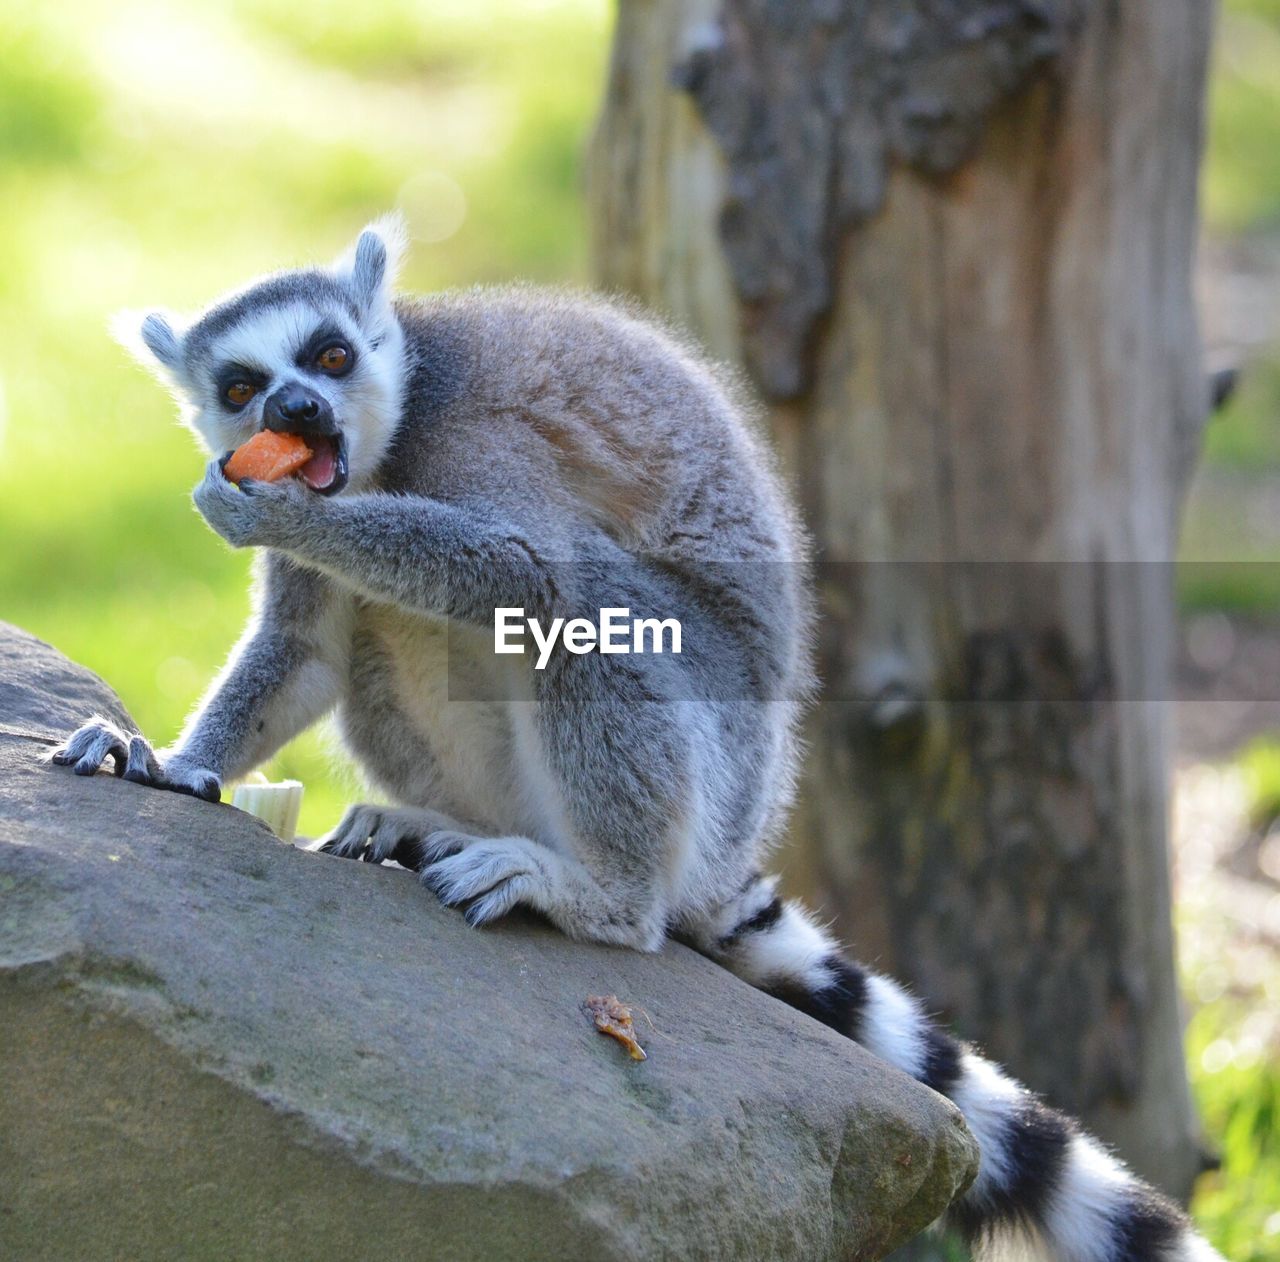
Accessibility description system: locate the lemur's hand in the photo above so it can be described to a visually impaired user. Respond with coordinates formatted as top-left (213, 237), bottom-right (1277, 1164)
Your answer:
top-left (51, 717), bottom-right (222, 802)
top-left (193, 454), bottom-right (311, 549)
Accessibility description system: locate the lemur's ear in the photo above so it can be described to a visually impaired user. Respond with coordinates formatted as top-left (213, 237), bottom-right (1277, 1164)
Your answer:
top-left (140, 313), bottom-right (183, 367)
top-left (110, 309), bottom-right (187, 380)
top-left (338, 212), bottom-right (408, 313)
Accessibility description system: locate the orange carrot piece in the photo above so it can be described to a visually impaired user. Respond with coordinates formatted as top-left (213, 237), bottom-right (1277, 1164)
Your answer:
top-left (224, 431), bottom-right (313, 484)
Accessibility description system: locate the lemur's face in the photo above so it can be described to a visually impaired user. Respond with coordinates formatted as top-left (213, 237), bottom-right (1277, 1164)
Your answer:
top-left (120, 218), bottom-right (407, 493)
top-left (180, 289), bottom-right (402, 495)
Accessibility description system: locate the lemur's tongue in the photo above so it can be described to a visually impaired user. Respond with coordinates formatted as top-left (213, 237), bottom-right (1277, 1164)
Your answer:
top-left (298, 436), bottom-right (338, 491)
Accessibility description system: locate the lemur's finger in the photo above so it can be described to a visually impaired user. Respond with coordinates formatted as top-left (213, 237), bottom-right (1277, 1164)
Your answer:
top-left (365, 820), bottom-right (416, 864)
top-left (191, 773), bottom-right (221, 802)
top-left (462, 878), bottom-right (530, 927)
top-left (421, 847), bottom-right (520, 907)
top-left (420, 865), bottom-right (453, 901)
top-left (50, 735), bottom-right (87, 766)
top-left (418, 830), bottom-right (468, 866)
top-left (161, 770), bottom-right (221, 803)
top-left (317, 831), bottom-right (360, 856)
top-left (122, 735), bottom-right (162, 786)
top-left (52, 720), bottom-right (115, 766)
top-left (73, 727), bottom-right (127, 777)
top-left (315, 830), bottom-right (345, 855)
top-left (318, 806), bottom-right (375, 858)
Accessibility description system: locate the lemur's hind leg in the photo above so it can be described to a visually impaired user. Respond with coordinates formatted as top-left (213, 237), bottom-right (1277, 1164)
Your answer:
top-left (466, 655), bottom-right (695, 952)
top-left (680, 877), bottom-right (1212, 1262)
top-left (396, 657), bottom-right (693, 953)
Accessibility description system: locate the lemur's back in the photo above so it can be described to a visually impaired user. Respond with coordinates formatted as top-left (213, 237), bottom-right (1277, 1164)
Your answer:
top-left (386, 288), bottom-right (806, 563)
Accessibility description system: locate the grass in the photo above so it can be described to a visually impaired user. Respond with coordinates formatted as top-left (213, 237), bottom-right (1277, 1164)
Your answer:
top-left (1177, 743), bottom-right (1280, 1260)
top-left (1182, 817), bottom-right (1280, 1257)
top-left (1186, 991), bottom-right (1280, 1260)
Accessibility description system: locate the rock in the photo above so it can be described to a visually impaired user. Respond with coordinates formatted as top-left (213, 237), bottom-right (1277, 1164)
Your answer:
top-left (0, 623), bottom-right (133, 741)
top-left (0, 622), bottom-right (977, 1261)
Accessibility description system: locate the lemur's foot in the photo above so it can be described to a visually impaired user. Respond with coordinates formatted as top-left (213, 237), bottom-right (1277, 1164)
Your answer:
top-left (50, 717), bottom-right (221, 802)
top-left (315, 804), bottom-right (465, 868)
top-left (328, 816), bottom-right (654, 946)
top-left (421, 836), bottom-right (540, 927)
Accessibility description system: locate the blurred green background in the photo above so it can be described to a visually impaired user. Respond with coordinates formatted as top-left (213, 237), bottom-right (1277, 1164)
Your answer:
top-left (0, 0), bottom-right (611, 831)
top-left (1, 2), bottom-right (1277, 1255)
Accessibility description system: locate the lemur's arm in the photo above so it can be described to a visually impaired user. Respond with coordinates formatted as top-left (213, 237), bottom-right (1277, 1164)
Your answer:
top-left (171, 555), bottom-right (349, 779)
top-left (52, 553), bottom-right (348, 800)
top-left (192, 461), bottom-right (561, 626)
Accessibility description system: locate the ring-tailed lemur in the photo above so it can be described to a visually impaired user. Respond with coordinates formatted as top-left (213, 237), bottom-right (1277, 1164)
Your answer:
top-left (54, 218), bottom-right (1222, 1262)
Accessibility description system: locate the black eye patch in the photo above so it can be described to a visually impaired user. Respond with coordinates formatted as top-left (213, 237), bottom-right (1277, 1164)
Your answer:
top-left (213, 363), bottom-right (269, 398)
top-left (296, 325), bottom-right (357, 372)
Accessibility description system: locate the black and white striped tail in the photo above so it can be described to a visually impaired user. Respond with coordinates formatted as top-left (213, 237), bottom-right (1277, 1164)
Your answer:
top-left (700, 875), bottom-right (1223, 1262)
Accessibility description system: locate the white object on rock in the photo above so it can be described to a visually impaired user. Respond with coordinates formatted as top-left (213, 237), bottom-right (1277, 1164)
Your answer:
top-left (231, 779), bottom-right (304, 843)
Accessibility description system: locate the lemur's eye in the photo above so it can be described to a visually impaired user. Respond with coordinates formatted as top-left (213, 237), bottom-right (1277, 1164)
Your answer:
top-left (225, 382), bottom-right (257, 408)
top-left (316, 343), bottom-right (350, 375)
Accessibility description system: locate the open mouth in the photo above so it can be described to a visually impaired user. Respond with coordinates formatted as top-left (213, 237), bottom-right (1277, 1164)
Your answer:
top-left (296, 433), bottom-right (349, 495)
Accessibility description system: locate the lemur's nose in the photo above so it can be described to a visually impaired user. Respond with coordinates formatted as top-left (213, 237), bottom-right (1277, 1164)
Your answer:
top-left (263, 383), bottom-right (333, 433)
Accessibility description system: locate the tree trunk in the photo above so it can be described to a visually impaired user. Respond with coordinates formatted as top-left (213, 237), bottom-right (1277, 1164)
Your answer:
top-left (589, 0), bottom-right (1214, 1208)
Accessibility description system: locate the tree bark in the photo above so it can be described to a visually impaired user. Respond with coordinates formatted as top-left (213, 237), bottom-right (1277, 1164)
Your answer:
top-left (589, 0), bottom-right (1214, 1207)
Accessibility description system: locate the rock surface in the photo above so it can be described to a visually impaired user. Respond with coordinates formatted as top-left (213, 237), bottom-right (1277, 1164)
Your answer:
top-left (0, 622), bottom-right (977, 1260)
